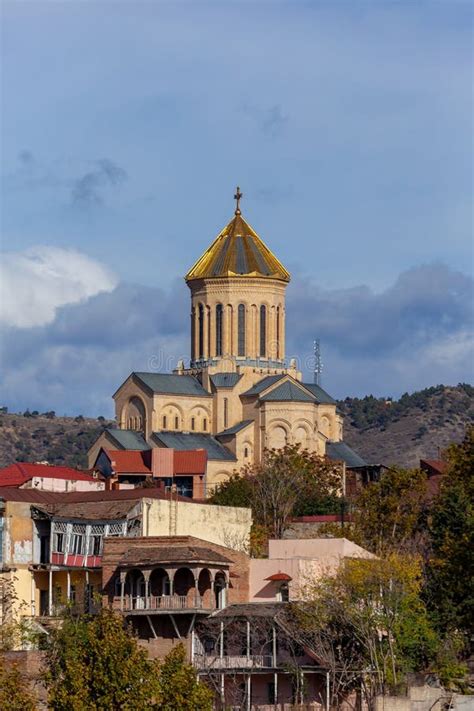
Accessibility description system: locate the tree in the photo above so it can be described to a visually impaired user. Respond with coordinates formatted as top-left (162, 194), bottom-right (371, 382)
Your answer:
top-left (347, 467), bottom-right (427, 555)
top-left (0, 659), bottom-right (37, 711)
top-left (210, 445), bottom-right (343, 539)
top-left (157, 644), bottom-right (213, 711)
top-left (294, 553), bottom-right (440, 709)
top-left (43, 607), bottom-right (161, 710)
top-left (424, 427), bottom-right (474, 636)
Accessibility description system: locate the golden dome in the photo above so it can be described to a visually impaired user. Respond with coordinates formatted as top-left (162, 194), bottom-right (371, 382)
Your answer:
top-left (185, 205), bottom-right (290, 283)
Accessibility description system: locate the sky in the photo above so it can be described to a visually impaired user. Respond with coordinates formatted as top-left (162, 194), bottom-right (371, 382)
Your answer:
top-left (1, 0), bottom-right (473, 417)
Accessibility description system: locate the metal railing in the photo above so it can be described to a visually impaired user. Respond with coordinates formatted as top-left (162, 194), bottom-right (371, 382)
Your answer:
top-left (122, 594), bottom-right (214, 612)
top-left (193, 654), bottom-right (274, 670)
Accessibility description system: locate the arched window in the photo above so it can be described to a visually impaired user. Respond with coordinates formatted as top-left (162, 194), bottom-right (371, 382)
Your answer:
top-left (276, 306), bottom-right (280, 359)
top-left (191, 417), bottom-right (195, 431)
top-left (203, 418), bottom-right (207, 431)
top-left (162, 415), bottom-right (167, 429)
top-left (174, 416), bottom-right (179, 430)
top-left (223, 398), bottom-right (228, 429)
top-left (191, 307), bottom-right (195, 361)
top-left (260, 305), bottom-right (266, 358)
top-left (198, 304), bottom-right (204, 359)
top-left (238, 304), bottom-right (246, 357)
top-left (216, 304), bottom-right (223, 357)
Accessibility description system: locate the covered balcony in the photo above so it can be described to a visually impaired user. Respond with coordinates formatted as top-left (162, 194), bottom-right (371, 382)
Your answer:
top-left (113, 545), bottom-right (233, 615)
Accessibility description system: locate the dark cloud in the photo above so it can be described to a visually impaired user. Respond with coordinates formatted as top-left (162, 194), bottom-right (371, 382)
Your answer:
top-left (1, 264), bottom-right (472, 416)
top-left (71, 159), bottom-right (127, 207)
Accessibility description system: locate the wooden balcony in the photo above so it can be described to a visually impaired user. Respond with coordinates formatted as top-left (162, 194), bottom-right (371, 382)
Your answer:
top-left (120, 594), bottom-right (217, 614)
top-left (193, 654), bottom-right (274, 670)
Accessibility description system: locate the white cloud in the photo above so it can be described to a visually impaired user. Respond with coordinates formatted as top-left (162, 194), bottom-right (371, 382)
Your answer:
top-left (0, 246), bottom-right (118, 328)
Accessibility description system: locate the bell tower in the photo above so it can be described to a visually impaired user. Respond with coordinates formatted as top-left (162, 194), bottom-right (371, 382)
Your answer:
top-left (185, 188), bottom-right (290, 372)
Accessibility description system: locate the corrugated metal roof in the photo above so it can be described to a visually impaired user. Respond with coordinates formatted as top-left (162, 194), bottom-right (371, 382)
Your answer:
top-left (174, 450), bottom-right (207, 474)
top-left (105, 429), bottom-right (148, 450)
top-left (241, 375), bottom-right (284, 397)
top-left (302, 383), bottom-right (336, 405)
top-left (133, 373), bottom-right (210, 397)
top-left (33, 499), bottom-right (137, 521)
top-left (216, 420), bottom-right (254, 437)
top-left (261, 381), bottom-right (315, 403)
top-left (326, 441), bottom-right (367, 468)
top-left (152, 432), bottom-right (236, 461)
top-left (210, 373), bottom-right (242, 389)
top-left (0, 462), bottom-right (96, 487)
top-left (106, 450), bottom-right (151, 474)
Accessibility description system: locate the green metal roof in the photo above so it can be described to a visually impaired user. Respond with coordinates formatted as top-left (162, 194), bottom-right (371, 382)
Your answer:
top-left (261, 381), bottom-right (315, 403)
top-left (133, 372), bottom-right (210, 397)
top-left (210, 373), bottom-right (242, 389)
top-left (326, 441), bottom-right (367, 468)
top-left (151, 432), bottom-right (236, 461)
top-left (105, 429), bottom-right (148, 450)
top-left (241, 375), bottom-right (284, 397)
top-left (216, 420), bottom-right (254, 437)
top-left (302, 383), bottom-right (336, 405)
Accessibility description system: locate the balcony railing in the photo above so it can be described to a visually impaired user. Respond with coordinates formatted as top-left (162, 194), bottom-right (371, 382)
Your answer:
top-left (122, 594), bottom-right (215, 612)
top-left (193, 654), bottom-right (274, 670)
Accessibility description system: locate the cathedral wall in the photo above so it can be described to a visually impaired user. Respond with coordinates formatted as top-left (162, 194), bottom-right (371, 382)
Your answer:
top-left (261, 401), bottom-right (322, 455)
top-left (316, 404), bottom-right (342, 441)
top-left (114, 378), bottom-right (153, 439)
top-left (189, 277), bottom-right (287, 363)
top-left (152, 394), bottom-right (212, 434)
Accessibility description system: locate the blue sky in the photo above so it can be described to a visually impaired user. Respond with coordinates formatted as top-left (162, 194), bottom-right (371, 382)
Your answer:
top-left (1, 1), bottom-right (473, 416)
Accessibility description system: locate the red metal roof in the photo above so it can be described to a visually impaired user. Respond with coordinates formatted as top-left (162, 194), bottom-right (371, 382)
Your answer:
top-left (104, 448), bottom-right (207, 476)
top-left (106, 450), bottom-right (152, 474)
top-left (420, 459), bottom-right (447, 476)
top-left (0, 462), bottom-right (96, 487)
top-left (265, 572), bottom-right (292, 582)
top-left (174, 449), bottom-right (207, 474)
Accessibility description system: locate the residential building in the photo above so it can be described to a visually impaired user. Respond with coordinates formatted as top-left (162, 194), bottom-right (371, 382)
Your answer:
top-left (0, 462), bottom-right (104, 492)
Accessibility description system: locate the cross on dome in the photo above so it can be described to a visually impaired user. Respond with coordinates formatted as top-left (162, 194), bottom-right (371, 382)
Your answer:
top-left (234, 186), bottom-right (243, 215)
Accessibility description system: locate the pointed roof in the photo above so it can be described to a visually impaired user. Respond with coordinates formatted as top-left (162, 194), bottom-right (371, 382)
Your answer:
top-left (185, 212), bottom-right (290, 283)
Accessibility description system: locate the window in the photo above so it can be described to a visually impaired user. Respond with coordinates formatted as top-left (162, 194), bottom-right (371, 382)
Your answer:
top-left (276, 306), bottom-right (280, 359)
top-left (191, 307), bottom-right (195, 360)
top-left (174, 416), bottom-right (179, 430)
top-left (90, 535), bottom-right (102, 556)
top-left (71, 533), bottom-right (84, 555)
top-left (162, 415), bottom-right (167, 429)
top-left (215, 304), bottom-right (223, 356)
top-left (223, 398), bottom-right (228, 429)
top-left (203, 418), bottom-right (207, 431)
top-left (260, 305), bottom-right (266, 357)
top-left (244, 447), bottom-right (249, 458)
top-left (198, 304), bottom-right (204, 358)
top-left (54, 532), bottom-right (64, 553)
top-left (69, 585), bottom-right (76, 603)
top-left (191, 417), bottom-right (195, 431)
top-left (278, 583), bottom-right (289, 602)
top-left (238, 304), bottom-right (246, 356)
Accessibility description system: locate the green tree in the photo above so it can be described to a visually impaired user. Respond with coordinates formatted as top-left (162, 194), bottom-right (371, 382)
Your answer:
top-left (44, 607), bottom-right (161, 710)
top-left (352, 467), bottom-right (427, 554)
top-left (295, 553), bottom-right (440, 709)
top-left (210, 444), bottom-right (343, 539)
top-left (157, 644), bottom-right (213, 711)
top-left (425, 427), bottom-right (474, 636)
top-left (0, 659), bottom-right (37, 711)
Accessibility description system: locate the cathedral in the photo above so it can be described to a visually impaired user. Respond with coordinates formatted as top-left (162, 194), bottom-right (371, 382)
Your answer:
top-left (88, 189), bottom-right (346, 491)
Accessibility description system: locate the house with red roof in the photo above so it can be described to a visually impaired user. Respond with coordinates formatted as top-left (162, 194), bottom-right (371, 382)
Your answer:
top-left (0, 462), bottom-right (104, 492)
top-left (93, 447), bottom-right (208, 499)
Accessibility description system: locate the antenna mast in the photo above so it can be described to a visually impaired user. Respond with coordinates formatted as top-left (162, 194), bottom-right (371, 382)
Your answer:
top-left (313, 339), bottom-right (323, 386)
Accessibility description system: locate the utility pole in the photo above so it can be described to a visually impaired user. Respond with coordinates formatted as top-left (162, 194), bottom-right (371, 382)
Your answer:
top-left (313, 339), bottom-right (323, 386)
